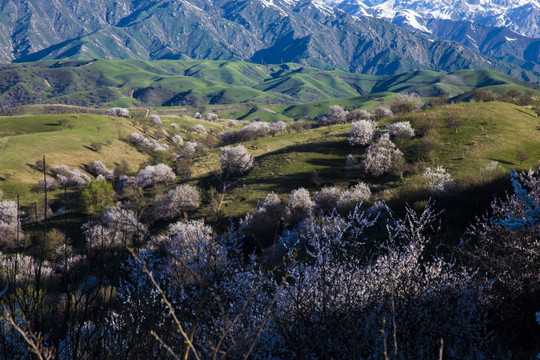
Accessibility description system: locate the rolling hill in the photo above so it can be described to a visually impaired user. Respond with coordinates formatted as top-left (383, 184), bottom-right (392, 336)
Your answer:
top-left (0, 59), bottom-right (538, 109)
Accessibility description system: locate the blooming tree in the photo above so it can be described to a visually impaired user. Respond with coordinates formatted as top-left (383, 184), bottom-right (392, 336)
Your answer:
top-left (423, 166), bottom-right (454, 194)
top-left (149, 115), bottom-right (162, 127)
top-left (361, 134), bottom-right (405, 176)
top-left (348, 120), bottom-right (376, 146)
top-left (386, 121), bottom-right (415, 139)
top-left (220, 145), bottom-right (254, 176)
top-left (328, 105), bottom-right (348, 124)
top-left (337, 183), bottom-right (371, 210)
top-left (153, 184), bottom-right (200, 220)
top-left (136, 164), bottom-right (176, 187)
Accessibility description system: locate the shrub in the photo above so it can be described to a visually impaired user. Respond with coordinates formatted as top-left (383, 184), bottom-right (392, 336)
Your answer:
top-left (106, 108), bottom-right (130, 118)
top-left (337, 183), bottom-right (371, 210)
top-left (373, 105), bottom-right (393, 120)
top-left (84, 205), bottom-right (147, 251)
top-left (286, 187), bottom-right (314, 222)
top-left (205, 113), bottom-right (218, 121)
top-left (193, 124), bottom-right (207, 134)
top-left (53, 165), bottom-right (91, 187)
top-left (361, 134), bottom-right (405, 177)
top-left (391, 93), bottom-right (423, 114)
top-left (0, 200), bottom-right (24, 248)
top-left (89, 161), bottom-right (114, 180)
top-left (345, 154), bottom-right (359, 169)
top-left (153, 184), bottom-right (200, 220)
top-left (37, 177), bottom-right (59, 191)
top-left (269, 121), bottom-right (287, 136)
top-left (127, 133), bottom-right (169, 152)
top-left (171, 135), bottom-right (183, 145)
top-left (386, 121), bottom-right (415, 139)
top-left (137, 163), bottom-right (176, 187)
top-left (471, 89), bottom-right (495, 102)
top-left (155, 220), bottom-right (213, 260)
top-left (314, 187), bottom-right (341, 212)
top-left (423, 166), bottom-right (454, 194)
top-left (149, 114), bottom-right (162, 127)
top-left (348, 120), bottom-right (376, 146)
top-left (328, 105), bottom-right (348, 124)
top-left (220, 145), bottom-right (254, 176)
top-left (346, 109), bottom-right (371, 122)
top-left (79, 180), bottom-right (116, 216)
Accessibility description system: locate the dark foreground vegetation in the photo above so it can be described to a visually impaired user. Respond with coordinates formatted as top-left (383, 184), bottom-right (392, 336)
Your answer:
top-left (0, 94), bottom-right (539, 359)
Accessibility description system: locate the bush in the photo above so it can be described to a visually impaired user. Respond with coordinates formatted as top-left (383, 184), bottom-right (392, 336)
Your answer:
top-left (0, 200), bottom-right (24, 248)
top-left (314, 187), bottom-right (341, 212)
top-left (337, 183), bottom-right (371, 210)
top-left (136, 164), bottom-right (176, 187)
top-left (348, 120), bottom-right (376, 146)
top-left (471, 89), bottom-right (495, 102)
top-left (386, 121), bottom-right (415, 139)
top-left (79, 180), bottom-right (116, 216)
top-left (220, 145), bottom-right (254, 176)
top-left (88, 161), bottom-right (114, 180)
top-left (193, 124), bottom-right (207, 134)
top-left (149, 115), bottom-right (162, 127)
top-left (205, 113), bottom-right (218, 121)
top-left (361, 134), bottom-right (405, 177)
top-left (391, 93), bottom-right (423, 114)
top-left (373, 105), bottom-right (393, 120)
top-left (53, 165), bottom-right (91, 187)
top-left (106, 108), bottom-right (130, 118)
top-left (286, 187), bottom-right (314, 222)
top-left (346, 109), bottom-right (371, 122)
top-left (423, 166), bottom-right (454, 194)
top-left (153, 184), bottom-right (200, 220)
top-left (327, 105), bottom-right (348, 124)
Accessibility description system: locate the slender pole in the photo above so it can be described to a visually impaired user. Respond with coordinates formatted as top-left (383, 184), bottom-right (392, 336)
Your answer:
top-left (42, 155), bottom-right (47, 223)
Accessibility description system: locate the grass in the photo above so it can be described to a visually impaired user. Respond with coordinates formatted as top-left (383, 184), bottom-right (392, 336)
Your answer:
top-left (2, 59), bottom-right (538, 113)
top-left (191, 102), bottom-right (540, 227)
top-left (0, 114), bottom-right (147, 204)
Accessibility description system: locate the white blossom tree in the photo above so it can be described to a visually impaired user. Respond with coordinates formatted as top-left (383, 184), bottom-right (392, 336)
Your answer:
top-left (361, 134), bottom-right (405, 177)
top-left (137, 163), bottom-right (176, 187)
top-left (53, 165), bottom-right (91, 187)
top-left (373, 105), bottom-right (393, 121)
top-left (89, 161), bottom-right (114, 180)
top-left (149, 115), bottom-right (162, 127)
top-left (337, 183), bottom-right (371, 210)
top-left (153, 184), bottom-right (201, 220)
top-left (220, 145), bottom-right (254, 176)
top-left (314, 187), bottom-right (341, 212)
top-left (193, 124), bottom-right (207, 134)
top-left (328, 105), bottom-right (348, 124)
top-left (386, 121), bottom-right (415, 139)
top-left (348, 120), bottom-right (376, 146)
top-left (286, 187), bottom-right (314, 222)
top-left (0, 200), bottom-right (24, 248)
top-left (423, 166), bottom-right (454, 194)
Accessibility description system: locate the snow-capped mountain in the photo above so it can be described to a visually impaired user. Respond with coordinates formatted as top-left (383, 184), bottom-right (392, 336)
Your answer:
top-left (321, 0), bottom-right (540, 38)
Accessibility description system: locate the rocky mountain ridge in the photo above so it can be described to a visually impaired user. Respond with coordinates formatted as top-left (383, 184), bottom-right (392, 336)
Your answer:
top-left (0, 0), bottom-right (537, 82)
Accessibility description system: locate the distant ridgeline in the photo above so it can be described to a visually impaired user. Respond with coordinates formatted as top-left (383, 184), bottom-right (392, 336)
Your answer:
top-left (0, 59), bottom-right (538, 110)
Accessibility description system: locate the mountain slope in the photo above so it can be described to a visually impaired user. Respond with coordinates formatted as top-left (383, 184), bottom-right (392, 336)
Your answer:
top-left (0, 0), bottom-right (537, 82)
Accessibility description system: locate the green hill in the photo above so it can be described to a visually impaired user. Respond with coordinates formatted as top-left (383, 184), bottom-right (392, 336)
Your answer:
top-left (1, 60), bottom-right (538, 111)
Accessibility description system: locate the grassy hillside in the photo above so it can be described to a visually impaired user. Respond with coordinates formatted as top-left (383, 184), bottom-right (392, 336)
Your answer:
top-left (0, 114), bottom-right (147, 203)
top-left (1, 59), bottom-right (538, 110)
top-left (187, 102), bottom-right (539, 227)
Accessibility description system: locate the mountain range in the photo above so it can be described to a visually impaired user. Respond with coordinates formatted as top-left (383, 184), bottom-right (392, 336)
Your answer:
top-left (322, 0), bottom-right (540, 38)
top-left (0, 0), bottom-right (539, 83)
